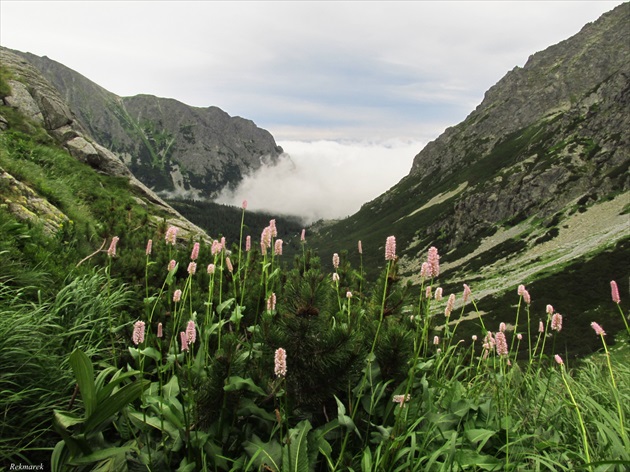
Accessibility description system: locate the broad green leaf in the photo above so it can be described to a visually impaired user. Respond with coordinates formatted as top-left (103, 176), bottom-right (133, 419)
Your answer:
top-left (465, 428), bottom-right (497, 451)
top-left (282, 420), bottom-right (312, 472)
top-left (162, 374), bottom-right (180, 400)
top-left (361, 447), bottom-right (372, 472)
top-left (68, 446), bottom-right (133, 465)
top-left (84, 379), bottom-right (149, 434)
top-left (53, 410), bottom-right (83, 430)
top-left (128, 410), bottom-right (179, 439)
top-left (224, 376), bottom-right (266, 396)
top-left (217, 298), bottom-right (235, 315)
top-left (96, 370), bottom-right (142, 404)
top-left (335, 396), bottom-right (361, 438)
top-left (454, 449), bottom-right (502, 470)
top-left (69, 349), bottom-right (97, 418)
top-left (244, 435), bottom-right (282, 471)
top-left (237, 398), bottom-right (276, 422)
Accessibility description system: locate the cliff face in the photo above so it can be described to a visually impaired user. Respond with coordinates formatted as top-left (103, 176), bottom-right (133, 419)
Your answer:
top-left (8, 49), bottom-right (283, 197)
top-left (311, 4), bottom-right (629, 305)
top-left (0, 48), bottom-right (208, 239)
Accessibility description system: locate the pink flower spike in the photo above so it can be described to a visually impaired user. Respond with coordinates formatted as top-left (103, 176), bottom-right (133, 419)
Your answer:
top-left (180, 331), bottom-right (189, 351)
top-left (332, 273), bottom-right (339, 283)
top-left (433, 335), bottom-right (440, 345)
top-left (495, 331), bottom-right (508, 356)
top-left (546, 304), bottom-right (554, 315)
top-left (610, 280), bottom-right (621, 304)
top-left (434, 287), bottom-right (443, 301)
top-left (425, 286), bottom-right (432, 299)
top-left (165, 226), bottom-right (178, 246)
top-left (207, 263), bottom-right (215, 274)
top-left (274, 239), bottom-right (283, 256)
top-left (274, 347), bottom-right (287, 377)
top-left (186, 320), bottom-right (196, 345)
top-left (145, 239), bottom-right (153, 256)
top-left (499, 322), bottom-right (506, 333)
top-left (226, 257), bottom-right (233, 273)
top-left (346, 291), bottom-right (353, 299)
top-left (190, 242), bottom-right (200, 261)
top-left (267, 293), bottom-right (276, 312)
top-left (385, 236), bottom-right (396, 261)
top-left (173, 289), bottom-right (182, 303)
top-left (301, 229), bottom-right (306, 242)
top-left (551, 313), bottom-right (563, 332)
top-left (392, 394), bottom-right (410, 407)
top-left (420, 262), bottom-right (431, 278)
top-left (168, 260), bottom-right (177, 272)
top-left (242, 199), bottom-right (248, 210)
top-left (517, 333), bottom-right (523, 341)
top-left (187, 262), bottom-right (197, 275)
top-left (132, 320), bottom-right (145, 345)
top-left (157, 322), bottom-right (163, 338)
top-left (211, 240), bottom-right (222, 256)
top-left (591, 322), bottom-right (606, 336)
top-left (463, 284), bottom-right (472, 303)
top-left (332, 253), bottom-right (340, 269)
top-left (427, 246), bottom-right (440, 277)
top-left (445, 293), bottom-right (455, 318)
top-left (522, 289), bottom-right (531, 305)
top-left (107, 236), bottom-right (119, 258)
top-left (472, 335), bottom-right (478, 342)
top-left (539, 321), bottom-right (544, 333)
top-left (554, 354), bottom-right (564, 366)
top-left (269, 219), bottom-right (277, 237)
top-left (245, 235), bottom-right (251, 252)
top-left (358, 240), bottom-right (363, 255)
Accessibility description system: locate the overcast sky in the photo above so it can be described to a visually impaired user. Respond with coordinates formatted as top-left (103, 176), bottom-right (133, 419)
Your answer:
top-left (1, 1), bottom-right (624, 142)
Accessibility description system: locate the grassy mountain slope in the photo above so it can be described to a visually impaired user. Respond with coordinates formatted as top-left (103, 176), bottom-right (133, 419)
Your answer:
top-left (309, 3), bottom-right (630, 340)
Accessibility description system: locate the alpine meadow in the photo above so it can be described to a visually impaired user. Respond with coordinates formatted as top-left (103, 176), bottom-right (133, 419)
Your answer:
top-left (0, 3), bottom-right (629, 472)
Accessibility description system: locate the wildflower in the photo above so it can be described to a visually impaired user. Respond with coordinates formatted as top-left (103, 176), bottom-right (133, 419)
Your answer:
top-left (132, 320), bottom-right (145, 345)
top-left (517, 333), bottom-right (523, 341)
top-left (332, 253), bottom-right (340, 269)
top-left (434, 287), bottom-right (443, 301)
top-left (539, 320), bottom-right (544, 333)
top-left (220, 237), bottom-right (226, 250)
top-left (274, 239), bottom-right (283, 256)
top-left (445, 293), bottom-right (455, 318)
top-left (274, 347), bottom-right (287, 377)
top-left (190, 242), bottom-right (200, 261)
top-left (301, 229), bottom-right (306, 242)
top-left (269, 219), bottom-right (278, 238)
top-left (427, 246), bottom-right (440, 277)
top-left (546, 304), bottom-right (554, 315)
top-left (211, 240), bottom-right (222, 256)
top-left (420, 262), bottom-right (431, 278)
top-left (226, 257), bottom-right (233, 273)
top-left (145, 239), bottom-right (153, 256)
top-left (433, 335), bottom-right (440, 345)
top-left (591, 322), bottom-right (606, 336)
top-left (425, 285), bottom-right (432, 299)
top-left (551, 313), bottom-right (563, 332)
top-left (165, 226), bottom-right (178, 245)
top-left (499, 322), bottom-right (506, 332)
top-left (157, 322), bottom-right (163, 338)
top-left (260, 226), bottom-right (272, 254)
top-left (107, 236), bottom-right (119, 258)
top-left (518, 284), bottom-right (531, 304)
top-left (245, 235), bottom-right (251, 252)
top-left (472, 335), bottom-right (478, 342)
top-left (332, 273), bottom-right (340, 283)
top-left (495, 331), bottom-right (508, 356)
top-left (385, 236), bottom-right (396, 261)
top-left (187, 262), bottom-right (197, 275)
top-left (173, 289), bottom-right (182, 303)
top-left (168, 260), bottom-right (177, 272)
top-left (358, 240), bottom-right (362, 254)
top-left (346, 291), bottom-right (352, 299)
top-left (186, 320), bottom-right (196, 345)
top-left (392, 394), bottom-right (410, 407)
top-left (610, 280), bottom-right (620, 304)
top-left (207, 263), bottom-right (215, 274)
top-left (484, 331), bottom-right (495, 350)
top-left (242, 199), bottom-right (248, 210)
top-left (463, 284), bottom-right (472, 303)
top-left (180, 331), bottom-right (189, 351)
top-left (554, 354), bottom-right (564, 366)
top-left (267, 293), bottom-right (276, 312)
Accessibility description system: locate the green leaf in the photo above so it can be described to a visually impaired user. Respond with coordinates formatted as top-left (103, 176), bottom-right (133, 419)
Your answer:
top-left (84, 379), bottom-right (149, 434)
top-left (224, 376), bottom-right (266, 396)
top-left (335, 396), bottom-right (361, 438)
top-left (96, 370), bottom-right (142, 404)
top-left (282, 420), bottom-right (312, 472)
top-left (361, 446), bottom-right (373, 472)
top-left (454, 449), bottom-right (502, 470)
top-left (69, 349), bottom-right (97, 418)
top-left (53, 410), bottom-right (83, 430)
top-left (237, 398), bottom-right (276, 422)
top-left (68, 446), bottom-right (133, 465)
top-left (244, 435), bottom-right (282, 471)
top-left (128, 410), bottom-right (179, 439)
top-left (217, 298), bottom-right (235, 315)
top-left (465, 428), bottom-right (497, 451)
top-left (162, 374), bottom-right (180, 400)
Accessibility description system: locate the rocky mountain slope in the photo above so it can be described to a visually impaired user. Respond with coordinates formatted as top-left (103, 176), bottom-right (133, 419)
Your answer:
top-left (7, 48), bottom-right (283, 197)
top-left (311, 3), bottom-right (629, 334)
top-left (0, 47), bottom-right (208, 240)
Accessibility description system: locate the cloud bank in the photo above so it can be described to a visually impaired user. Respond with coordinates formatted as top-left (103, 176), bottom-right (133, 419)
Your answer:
top-left (216, 140), bottom-right (421, 224)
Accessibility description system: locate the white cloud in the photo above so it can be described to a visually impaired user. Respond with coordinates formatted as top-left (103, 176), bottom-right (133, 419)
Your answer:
top-left (215, 139), bottom-right (422, 223)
